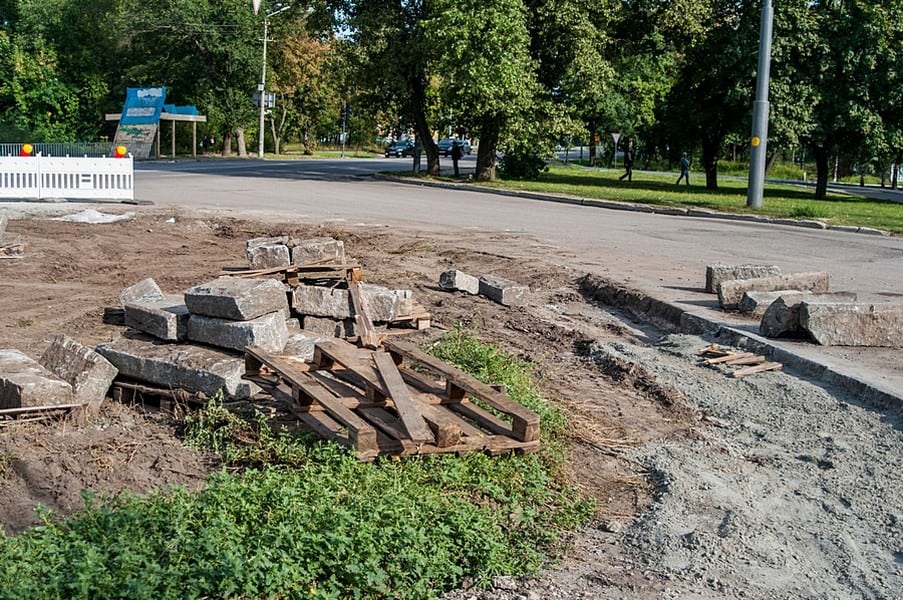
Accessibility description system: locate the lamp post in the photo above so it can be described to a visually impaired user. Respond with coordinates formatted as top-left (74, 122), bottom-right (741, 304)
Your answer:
top-left (746, 0), bottom-right (774, 208)
top-left (257, 4), bottom-right (291, 159)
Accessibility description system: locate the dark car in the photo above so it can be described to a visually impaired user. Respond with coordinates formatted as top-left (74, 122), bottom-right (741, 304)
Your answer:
top-left (437, 138), bottom-right (471, 157)
top-left (385, 140), bottom-right (415, 157)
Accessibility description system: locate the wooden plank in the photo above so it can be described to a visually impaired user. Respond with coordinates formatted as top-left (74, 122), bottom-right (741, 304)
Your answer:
top-left (449, 400), bottom-right (514, 437)
top-left (347, 280), bottom-right (379, 349)
top-left (313, 340), bottom-right (388, 397)
top-left (417, 402), bottom-right (467, 446)
top-left (0, 403), bottom-right (85, 417)
top-left (704, 352), bottom-right (755, 365)
top-left (293, 372), bottom-right (378, 454)
top-left (227, 262), bottom-right (360, 278)
top-left (382, 339), bottom-right (540, 442)
top-left (373, 352), bottom-right (434, 443)
top-left (732, 362), bottom-right (783, 378)
top-left (360, 407), bottom-right (411, 441)
top-left (723, 355), bottom-right (766, 366)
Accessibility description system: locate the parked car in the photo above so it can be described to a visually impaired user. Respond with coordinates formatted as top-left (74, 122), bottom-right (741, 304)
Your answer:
top-left (385, 140), bottom-right (415, 157)
top-left (437, 138), bottom-right (471, 157)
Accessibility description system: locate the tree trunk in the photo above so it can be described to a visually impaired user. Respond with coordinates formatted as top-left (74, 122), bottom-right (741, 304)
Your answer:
top-left (270, 101), bottom-right (288, 156)
top-left (235, 128), bottom-right (247, 157)
top-left (765, 149), bottom-right (779, 175)
top-left (411, 75), bottom-right (439, 176)
top-left (814, 145), bottom-right (829, 199)
top-left (701, 134), bottom-right (720, 189)
top-left (222, 131), bottom-right (232, 157)
top-left (475, 120), bottom-right (500, 181)
top-left (587, 121), bottom-right (597, 166)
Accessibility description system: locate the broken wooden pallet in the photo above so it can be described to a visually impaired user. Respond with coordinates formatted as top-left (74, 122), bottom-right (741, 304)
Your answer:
top-left (0, 403), bottom-right (86, 425)
top-left (244, 339), bottom-right (540, 461)
top-left (698, 346), bottom-right (782, 378)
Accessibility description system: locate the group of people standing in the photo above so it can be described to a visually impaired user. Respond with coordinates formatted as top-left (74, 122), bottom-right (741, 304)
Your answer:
top-left (618, 143), bottom-right (691, 186)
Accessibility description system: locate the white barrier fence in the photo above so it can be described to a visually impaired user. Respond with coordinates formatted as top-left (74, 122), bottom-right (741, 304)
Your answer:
top-left (0, 155), bottom-right (134, 201)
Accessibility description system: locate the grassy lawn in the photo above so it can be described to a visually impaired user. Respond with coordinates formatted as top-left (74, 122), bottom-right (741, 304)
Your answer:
top-left (476, 163), bottom-right (903, 234)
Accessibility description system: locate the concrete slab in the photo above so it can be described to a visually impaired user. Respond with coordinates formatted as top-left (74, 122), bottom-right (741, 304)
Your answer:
top-left (718, 272), bottom-right (830, 309)
top-left (0, 349), bottom-right (74, 408)
top-left (759, 292), bottom-right (859, 337)
top-left (185, 276), bottom-right (288, 321)
top-left (187, 311), bottom-right (288, 353)
top-left (124, 294), bottom-right (189, 341)
top-left (290, 236), bottom-right (345, 265)
top-left (439, 269), bottom-right (480, 295)
top-left (39, 334), bottom-right (118, 406)
top-left (96, 336), bottom-right (257, 399)
top-left (479, 275), bottom-right (528, 307)
top-left (706, 264), bottom-right (781, 294)
top-left (799, 302), bottom-right (903, 347)
top-left (119, 278), bottom-right (165, 306)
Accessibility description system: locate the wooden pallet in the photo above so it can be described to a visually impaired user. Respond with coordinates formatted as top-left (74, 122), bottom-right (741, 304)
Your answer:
top-left (244, 339), bottom-right (540, 461)
top-left (698, 345), bottom-right (782, 378)
top-left (111, 380), bottom-right (208, 412)
top-left (0, 403), bottom-right (86, 425)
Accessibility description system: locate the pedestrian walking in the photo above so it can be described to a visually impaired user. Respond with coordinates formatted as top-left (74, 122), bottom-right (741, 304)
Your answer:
top-left (676, 152), bottom-right (690, 186)
top-left (619, 145), bottom-right (634, 182)
top-left (451, 140), bottom-right (463, 177)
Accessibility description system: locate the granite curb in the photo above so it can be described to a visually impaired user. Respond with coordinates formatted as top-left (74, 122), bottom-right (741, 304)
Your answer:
top-left (374, 173), bottom-right (894, 238)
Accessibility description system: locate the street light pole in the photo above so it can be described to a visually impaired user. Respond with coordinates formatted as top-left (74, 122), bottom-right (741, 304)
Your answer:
top-left (746, 0), bottom-right (774, 208)
top-left (257, 4), bottom-right (290, 159)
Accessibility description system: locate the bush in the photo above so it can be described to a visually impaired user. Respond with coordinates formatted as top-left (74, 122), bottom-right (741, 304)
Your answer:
top-left (498, 150), bottom-right (548, 180)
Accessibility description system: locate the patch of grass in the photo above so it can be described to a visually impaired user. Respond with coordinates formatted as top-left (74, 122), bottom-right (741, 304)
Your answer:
top-left (0, 331), bottom-right (592, 599)
top-left (475, 164), bottom-right (903, 233)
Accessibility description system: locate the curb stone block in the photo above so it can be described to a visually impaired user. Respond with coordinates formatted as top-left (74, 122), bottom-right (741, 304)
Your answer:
top-left (706, 264), bottom-right (781, 294)
top-left (717, 272), bottom-right (830, 310)
top-left (96, 337), bottom-right (257, 399)
top-left (292, 283), bottom-right (412, 321)
top-left (247, 243), bottom-right (290, 270)
top-left (799, 302), bottom-right (903, 347)
top-left (185, 276), bottom-right (288, 321)
top-left (302, 316), bottom-right (357, 338)
top-left (439, 269), bottom-right (480, 295)
top-left (119, 278), bottom-right (165, 306)
top-left (187, 311), bottom-right (288, 353)
top-left (0, 349), bottom-right (74, 408)
top-left (478, 275), bottom-right (528, 307)
top-left (39, 334), bottom-right (118, 405)
top-left (282, 330), bottom-right (330, 362)
top-left (290, 237), bottom-right (345, 265)
top-left (124, 295), bottom-right (190, 341)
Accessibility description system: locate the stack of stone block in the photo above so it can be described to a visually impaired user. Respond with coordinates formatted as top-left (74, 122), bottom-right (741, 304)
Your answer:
top-left (246, 235), bottom-right (346, 270)
top-left (439, 269), bottom-right (528, 307)
top-left (1, 334), bottom-right (117, 410)
top-left (1, 214), bottom-right (25, 258)
top-left (705, 263), bottom-right (903, 347)
top-left (292, 282), bottom-right (414, 337)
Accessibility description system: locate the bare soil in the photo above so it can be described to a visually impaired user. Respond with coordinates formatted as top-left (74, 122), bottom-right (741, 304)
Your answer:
top-left (1, 206), bottom-right (900, 598)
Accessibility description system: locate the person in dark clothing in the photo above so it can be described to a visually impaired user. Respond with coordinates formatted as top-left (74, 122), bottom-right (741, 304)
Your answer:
top-left (451, 140), bottom-right (463, 177)
top-left (619, 145), bottom-right (634, 181)
top-left (676, 152), bottom-right (690, 186)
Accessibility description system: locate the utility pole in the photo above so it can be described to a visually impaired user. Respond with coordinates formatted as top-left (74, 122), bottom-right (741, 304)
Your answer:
top-left (746, 0), bottom-right (774, 208)
top-left (257, 4), bottom-right (291, 159)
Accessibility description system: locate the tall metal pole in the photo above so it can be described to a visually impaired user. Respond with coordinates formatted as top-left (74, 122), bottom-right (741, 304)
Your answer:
top-left (257, 16), bottom-right (269, 159)
top-left (746, 0), bottom-right (774, 208)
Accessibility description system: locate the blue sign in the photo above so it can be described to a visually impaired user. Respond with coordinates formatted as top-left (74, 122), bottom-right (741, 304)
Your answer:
top-left (120, 87), bottom-right (167, 125)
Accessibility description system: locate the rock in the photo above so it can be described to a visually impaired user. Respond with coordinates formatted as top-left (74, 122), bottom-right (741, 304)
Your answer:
top-left (1, 232), bottom-right (23, 257)
top-left (292, 283), bottom-right (412, 321)
top-left (246, 242), bottom-right (290, 270)
top-left (282, 330), bottom-right (330, 362)
top-left (439, 269), bottom-right (480, 295)
top-left (39, 334), bottom-right (118, 406)
top-left (187, 311), bottom-right (289, 353)
top-left (185, 276), bottom-right (288, 321)
top-left (759, 292), bottom-right (858, 337)
top-left (717, 272), bottom-right (830, 310)
top-left (479, 274), bottom-right (528, 307)
top-left (289, 236), bottom-right (346, 265)
top-left (302, 315), bottom-right (356, 338)
top-left (0, 213), bottom-right (7, 235)
top-left (118, 277), bottom-right (165, 306)
top-left (123, 295), bottom-right (190, 341)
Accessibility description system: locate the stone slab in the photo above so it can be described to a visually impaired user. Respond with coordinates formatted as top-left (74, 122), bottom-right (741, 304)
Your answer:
top-left (717, 272), bottom-right (830, 310)
top-left (188, 311), bottom-right (288, 353)
top-left (39, 334), bottom-right (118, 406)
top-left (185, 276), bottom-right (288, 321)
top-left (290, 237), bottom-right (346, 265)
top-left (302, 316), bottom-right (356, 338)
top-left (292, 283), bottom-right (412, 321)
top-left (741, 290), bottom-right (857, 319)
top-left (246, 236), bottom-right (288, 250)
top-left (247, 243), bottom-right (290, 270)
top-left (0, 213), bottom-right (7, 235)
top-left (705, 264), bottom-right (781, 294)
top-left (799, 302), bottom-right (903, 347)
top-left (124, 294), bottom-right (190, 341)
top-left (0, 349), bottom-right (74, 409)
top-left (282, 330), bottom-right (330, 362)
top-left (439, 269), bottom-right (480, 295)
top-left (478, 275), bottom-right (528, 307)
top-left (96, 336), bottom-right (257, 399)
top-left (759, 292), bottom-right (859, 338)
top-left (119, 278), bottom-right (165, 306)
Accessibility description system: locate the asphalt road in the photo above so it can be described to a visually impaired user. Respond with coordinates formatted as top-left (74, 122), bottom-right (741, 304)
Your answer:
top-left (135, 157), bottom-right (902, 305)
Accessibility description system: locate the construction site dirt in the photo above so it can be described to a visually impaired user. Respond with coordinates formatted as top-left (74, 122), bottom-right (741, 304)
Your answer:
top-left (0, 205), bottom-right (900, 599)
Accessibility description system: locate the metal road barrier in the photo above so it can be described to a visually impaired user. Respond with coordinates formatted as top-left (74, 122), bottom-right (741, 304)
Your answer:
top-left (0, 154), bottom-right (134, 201)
